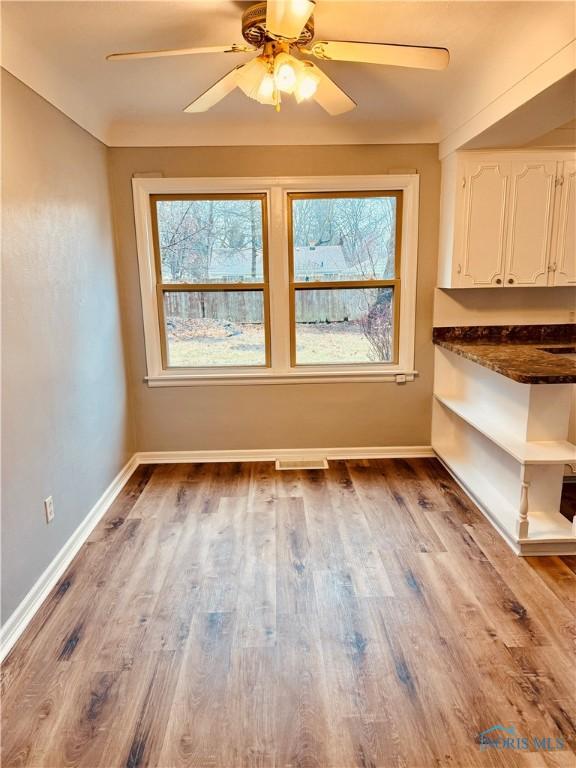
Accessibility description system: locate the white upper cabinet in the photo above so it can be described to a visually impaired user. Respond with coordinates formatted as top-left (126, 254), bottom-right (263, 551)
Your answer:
top-left (554, 159), bottom-right (576, 285)
top-left (458, 158), bottom-right (509, 287)
top-left (505, 157), bottom-right (556, 287)
top-left (438, 150), bottom-right (576, 288)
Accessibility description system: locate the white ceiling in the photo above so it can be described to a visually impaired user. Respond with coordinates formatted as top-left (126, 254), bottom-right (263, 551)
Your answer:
top-left (527, 116), bottom-right (576, 147)
top-left (464, 72), bottom-right (576, 149)
top-left (2, 1), bottom-right (575, 147)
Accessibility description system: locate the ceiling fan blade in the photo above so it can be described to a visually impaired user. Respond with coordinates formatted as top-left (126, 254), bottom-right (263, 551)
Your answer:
top-left (305, 40), bottom-right (449, 70)
top-left (266, 0), bottom-right (315, 39)
top-left (310, 64), bottom-right (356, 116)
top-left (183, 66), bottom-right (244, 113)
top-left (107, 44), bottom-right (254, 61)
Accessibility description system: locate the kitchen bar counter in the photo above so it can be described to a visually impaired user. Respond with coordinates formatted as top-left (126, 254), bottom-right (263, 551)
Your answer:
top-left (432, 323), bottom-right (576, 555)
top-left (432, 324), bottom-right (576, 384)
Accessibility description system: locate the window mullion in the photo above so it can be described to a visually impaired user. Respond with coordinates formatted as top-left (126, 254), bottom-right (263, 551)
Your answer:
top-left (292, 279), bottom-right (398, 290)
top-left (158, 282), bottom-right (265, 292)
top-left (267, 186), bottom-right (292, 373)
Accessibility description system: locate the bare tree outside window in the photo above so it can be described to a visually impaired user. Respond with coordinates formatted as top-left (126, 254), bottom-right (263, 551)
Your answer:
top-left (291, 193), bottom-right (400, 365)
top-left (156, 198), bottom-right (264, 284)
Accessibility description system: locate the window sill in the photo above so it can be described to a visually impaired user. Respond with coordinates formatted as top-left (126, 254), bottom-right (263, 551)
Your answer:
top-left (144, 370), bottom-right (418, 387)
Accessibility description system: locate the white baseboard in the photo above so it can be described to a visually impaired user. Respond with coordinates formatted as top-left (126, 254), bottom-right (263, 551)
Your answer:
top-left (1, 444), bottom-right (433, 662)
top-left (0, 455), bottom-right (139, 663)
top-left (135, 445), bottom-right (435, 464)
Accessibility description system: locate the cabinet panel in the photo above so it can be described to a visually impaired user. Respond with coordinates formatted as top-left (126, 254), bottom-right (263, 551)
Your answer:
top-left (554, 160), bottom-right (576, 285)
top-left (437, 150), bottom-right (573, 290)
top-left (459, 160), bottom-right (509, 287)
top-left (505, 159), bottom-right (556, 286)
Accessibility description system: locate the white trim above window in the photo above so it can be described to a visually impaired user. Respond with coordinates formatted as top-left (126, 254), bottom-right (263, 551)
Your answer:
top-left (132, 175), bottom-right (420, 386)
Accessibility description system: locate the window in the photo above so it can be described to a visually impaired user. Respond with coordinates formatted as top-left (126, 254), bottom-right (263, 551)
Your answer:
top-left (288, 192), bottom-right (401, 366)
top-left (134, 176), bottom-right (419, 385)
top-left (151, 194), bottom-right (270, 368)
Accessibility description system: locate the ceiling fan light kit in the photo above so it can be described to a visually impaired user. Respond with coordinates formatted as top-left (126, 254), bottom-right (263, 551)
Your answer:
top-left (107, 0), bottom-right (449, 114)
top-left (235, 43), bottom-right (320, 110)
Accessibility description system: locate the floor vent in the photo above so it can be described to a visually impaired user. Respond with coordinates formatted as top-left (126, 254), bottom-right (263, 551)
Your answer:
top-left (275, 458), bottom-right (329, 471)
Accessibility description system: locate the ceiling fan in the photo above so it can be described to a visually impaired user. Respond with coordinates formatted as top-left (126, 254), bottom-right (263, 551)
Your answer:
top-left (107, 0), bottom-right (449, 115)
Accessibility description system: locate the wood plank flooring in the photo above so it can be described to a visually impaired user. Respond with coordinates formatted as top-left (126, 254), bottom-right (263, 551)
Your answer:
top-left (2, 459), bottom-right (575, 768)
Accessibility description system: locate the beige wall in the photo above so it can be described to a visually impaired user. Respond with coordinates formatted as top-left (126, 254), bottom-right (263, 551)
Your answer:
top-left (108, 145), bottom-right (441, 452)
top-left (1, 72), bottom-right (134, 623)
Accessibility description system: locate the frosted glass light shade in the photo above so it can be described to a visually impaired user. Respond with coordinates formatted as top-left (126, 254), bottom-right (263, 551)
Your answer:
top-left (274, 52), bottom-right (299, 93)
top-left (256, 73), bottom-right (276, 104)
top-left (237, 57), bottom-right (270, 99)
top-left (294, 65), bottom-right (320, 101)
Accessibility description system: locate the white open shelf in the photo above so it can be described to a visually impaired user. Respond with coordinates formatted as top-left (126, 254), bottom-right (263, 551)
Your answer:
top-left (519, 506), bottom-right (574, 542)
top-left (434, 446), bottom-right (574, 544)
top-left (434, 394), bottom-right (576, 465)
top-left (433, 443), bottom-right (517, 537)
top-left (434, 415), bottom-right (575, 554)
top-left (432, 345), bottom-right (576, 556)
top-left (434, 346), bottom-right (574, 443)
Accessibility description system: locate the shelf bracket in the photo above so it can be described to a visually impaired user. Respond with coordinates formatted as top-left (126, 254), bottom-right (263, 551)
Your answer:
top-left (516, 481), bottom-right (530, 539)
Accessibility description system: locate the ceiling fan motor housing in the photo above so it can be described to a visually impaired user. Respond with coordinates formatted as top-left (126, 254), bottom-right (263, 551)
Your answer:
top-left (242, 2), bottom-right (314, 47)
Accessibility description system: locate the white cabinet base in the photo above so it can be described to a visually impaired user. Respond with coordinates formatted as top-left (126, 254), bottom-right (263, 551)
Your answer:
top-left (432, 348), bottom-right (576, 556)
top-left (435, 452), bottom-right (575, 556)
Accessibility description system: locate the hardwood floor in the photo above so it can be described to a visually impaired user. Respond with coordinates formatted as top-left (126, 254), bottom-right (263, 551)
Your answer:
top-left (2, 459), bottom-right (575, 768)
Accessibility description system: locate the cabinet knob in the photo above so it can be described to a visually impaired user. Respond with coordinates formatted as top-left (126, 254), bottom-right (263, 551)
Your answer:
top-left (507, 278), bottom-right (514, 284)
top-left (495, 278), bottom-right (502, 284)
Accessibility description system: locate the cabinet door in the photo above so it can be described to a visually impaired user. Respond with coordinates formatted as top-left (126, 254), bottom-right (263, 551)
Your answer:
top-left (458, 159), bottom-right (510, 287)
top-left (553, 159), bottom-right (576, 285)
top-left (504, 158), bottom-right (557, 286)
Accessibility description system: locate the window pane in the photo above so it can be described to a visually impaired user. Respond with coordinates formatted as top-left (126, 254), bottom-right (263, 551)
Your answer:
top-left (163, 291), bottom-right (266, 367)
top-left (155, 198), bottom-right (265, 284)
top-left (291, 195), bottom-right (397, 281)
top-left (294, 287), bottom-right (394, 364)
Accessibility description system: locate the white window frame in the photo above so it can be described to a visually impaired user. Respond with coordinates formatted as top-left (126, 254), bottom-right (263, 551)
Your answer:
top-left (132, 175), bottom-right (420, 387)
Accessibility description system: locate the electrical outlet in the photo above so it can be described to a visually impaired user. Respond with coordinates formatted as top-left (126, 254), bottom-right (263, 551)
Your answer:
top-left (44, 496), bottom-right (55, 524)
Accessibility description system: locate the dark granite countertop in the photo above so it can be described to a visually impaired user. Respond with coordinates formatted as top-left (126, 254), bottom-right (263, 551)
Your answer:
top-left (432, 325), bottom-right (576, 384)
